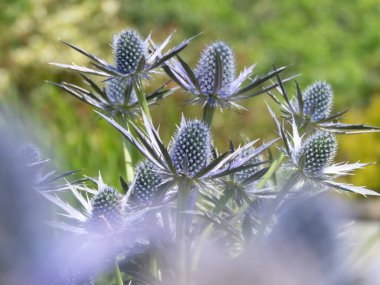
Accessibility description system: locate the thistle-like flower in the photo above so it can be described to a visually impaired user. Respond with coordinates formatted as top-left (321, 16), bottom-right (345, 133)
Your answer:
top-left (86, 184), bottom-right (124, 233)
top-left (129, 160), bottom-right (163, 206)
top-left (164, 41), bottom-right (288, 111)
top-left (52, 28), bottom-right (193, 83)
top-left (52, 74), bottom-right (172, 118)
top-left (295, 131), bottom-right (337, 176)
top-left (195, 42), bottom-right (235, 95)
top-left (302, 81), bottom-right (333, 121)
top-left (269, 108), bottom-right (379, 196)
top-left (170, 119), bottom-right (212, 177)
top-left (114, 29), bottom-right (147, 75)
top-left (269, 77), bottom-right (380, 134)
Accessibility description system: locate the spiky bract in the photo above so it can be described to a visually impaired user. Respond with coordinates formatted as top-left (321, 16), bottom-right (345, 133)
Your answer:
top-left (87, 186), bottom-right (124, 232)
top-left (195, 41), bottom-right (235, 95)
top-left (114, 29), bottom-right (146, 74)
top-left (298, 131), bottom-right (337, 175)
top-left (303, 81), bottom-right (333, 121)
top-left (131, 160), bottom-right (162, 205)
top-left (105, 77), bottom-right (138, 106)
top-left (170, 120), bottom-right (212, 177)
top-left (234, 148), bottom-right (261, 183)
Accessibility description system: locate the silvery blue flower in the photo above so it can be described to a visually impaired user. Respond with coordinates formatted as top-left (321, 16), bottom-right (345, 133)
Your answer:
top-left (130, 160), bottom-right (163, 206)
top-left (302, 81), bottom-right (333, 121)
top-left (165, 41), bottom-right (287, 110)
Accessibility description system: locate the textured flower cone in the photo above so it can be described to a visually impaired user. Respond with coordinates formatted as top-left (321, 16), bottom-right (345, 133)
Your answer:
top-left (114, 29), bottom-right (146, 74)
top-left (105, 77), bottom-right (138, 106)
top-left (234, 148), bottom-right (261, 183)
top-left (170, 120), bottom-right (212, 177)
top-left (196, 41), bottom-right (235, 95)
top-left (131, 160), bottom-right (162, 205)
top-left (87, 186), bottom-right (124, 233)
top-left (298, 131), bottom-right (337, 175)
top-left (20, 143), bottom-right (41, 166)
top-left (303, 81), bottom-right (333, 121)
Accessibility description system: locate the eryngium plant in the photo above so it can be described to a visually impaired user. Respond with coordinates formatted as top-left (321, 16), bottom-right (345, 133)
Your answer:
top-left (36, 26), bottom-right (380, 285)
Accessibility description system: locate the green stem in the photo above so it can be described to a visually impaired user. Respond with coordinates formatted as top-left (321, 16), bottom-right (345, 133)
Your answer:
top-left (202, 103), bottom-right (215, 128)
top-left (133, 79), bottom-right (151, 120)
top-left (114, 259), bottom-right (124, 285)
top-left (176, 179), bottom-right (191, 285)
top-left (123, 138), bottom-right (134, 184)
top-left (254, 172), bottom-right (299, 242)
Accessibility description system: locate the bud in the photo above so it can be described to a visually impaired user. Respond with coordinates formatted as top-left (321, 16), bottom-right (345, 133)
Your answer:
top-left (114, 29), bottom-right (146, 74)
top-left (303, 81), bottom-right (333, 121)
top-left (196, 41), bottom-right (235, 95)
top-left (87, 186), bottom-right (124, 232)
top-left (131, 160), bottom-right (162, 205)
top-left (105, 77), bottom-right (138, 106)
top-left (298, 131), bottom-right (337, 175)
top-left (170, 120), bottom-right (212, 177)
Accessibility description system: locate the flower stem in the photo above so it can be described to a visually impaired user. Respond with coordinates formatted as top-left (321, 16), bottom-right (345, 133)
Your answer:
top-left (133, 79), bottom-right (151, 120)
top-left (202, 103), bottom-right (215, 127)
top-left (114, 259), bottom-right (124, 285)
top-left (176, 179), bottom-right (191, 285)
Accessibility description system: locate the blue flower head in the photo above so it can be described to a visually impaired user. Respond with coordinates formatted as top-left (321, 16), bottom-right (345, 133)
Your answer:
top-left (131, 160), bottom-right (162, 205)
top-left (303, 81), bottom-right (333, 121)
top-left (298, 131), bottom-right (337, 175)
top-left (114, 29), bottom-right (147, 74)
top-left (105, 77), bottom-right (138, 106)
top-left (170, 119), bottom-right (212, 177)
top-left (195, 41), bottom-right (235, 95)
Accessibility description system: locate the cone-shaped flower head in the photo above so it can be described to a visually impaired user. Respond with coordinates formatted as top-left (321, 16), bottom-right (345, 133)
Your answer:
top-left (19, 143), bottom-right (42, 166)
top-left (297, 131), bottom-right (337, 175)
top-left (105, 77), bottom-right (138, 106)
top-left (303, 81), bottom-right (333, 121)
top-left (131, 160), bottom-right (162, 205)
top-left (87, 184), bottom-right (124, 233)
top-left (170, 120), bottom-right (212, 177)
top-left (195, 41), bottom-right (235, 95)
top-left (114, 29), bottom-right (147, 74)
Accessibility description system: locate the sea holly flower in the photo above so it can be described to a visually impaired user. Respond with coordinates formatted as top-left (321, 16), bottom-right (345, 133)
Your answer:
top-left (164, 41), bottom-right (290, 111)
top-left (169, 119), bottom-right (213, 177)
top-left (269, 77), bottom-right (380, 134)
top-left (51, 28), bottom-right (194, 83)
top-left (96, 112), bottom-right (277, 190)
top-left (269, 108), bottom-right (379, 196)
top-left (129, 160), bottom-right (163, 206)
top-left (51, 74), bottom-right (173, 118)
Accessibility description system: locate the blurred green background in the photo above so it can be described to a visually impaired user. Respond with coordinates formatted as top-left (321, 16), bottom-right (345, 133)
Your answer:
top-left (1, 0), bottom-right (380, 190)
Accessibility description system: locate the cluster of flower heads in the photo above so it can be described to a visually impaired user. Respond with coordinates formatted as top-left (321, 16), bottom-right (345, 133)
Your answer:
top-left (42, 26), bottom-right (380, 285)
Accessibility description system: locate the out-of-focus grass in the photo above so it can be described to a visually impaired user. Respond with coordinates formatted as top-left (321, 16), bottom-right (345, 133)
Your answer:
top-left (0, 0), bottom-right (379, 188)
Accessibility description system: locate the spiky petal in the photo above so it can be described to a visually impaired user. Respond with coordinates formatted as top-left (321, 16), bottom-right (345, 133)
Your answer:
top-left (114, 29), bottom-right (146, 74)
top-left (195, 41), bottom-right (235, 95)
top-left (105, 77), bottom-right (138, 106)
top-left (170, 120), bottom-right (212, 177)
top-left (297, 131), bottom-right (337, 175)
top-left (87, 186), bottom-right (124, 233)
top-left (131, 160), bottom-right (162, 205)
top-left (303, 81), bottom-right (333, 121)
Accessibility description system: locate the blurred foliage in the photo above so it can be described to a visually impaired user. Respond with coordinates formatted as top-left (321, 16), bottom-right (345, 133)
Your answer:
top-left (0, 0), bottom-right (379, 190)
